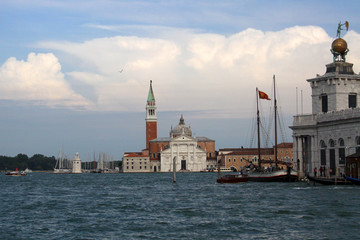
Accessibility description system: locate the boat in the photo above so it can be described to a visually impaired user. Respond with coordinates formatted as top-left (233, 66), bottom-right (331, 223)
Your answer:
top-left (5, 168), bottom-right (27, 176)
top-left (217, 174), bottom-right (248, 183)
top-left (248, 168), bottom-right (297, 182)
top-left (307, 175), bottom-right (352, 185)
top-left (53, 147), bottom-right (72, 174)
top-left (246, 75), bottom-right (298, 182)
top-left (24, 168), bottom-right (32, 173)
top-left (344, 176), bottom-right (360, 185)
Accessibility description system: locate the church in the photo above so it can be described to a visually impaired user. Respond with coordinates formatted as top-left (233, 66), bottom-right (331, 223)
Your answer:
top-left (290, 24), bottom-right (360, 178)
top-left (123, 81), bottom-right (216, 173)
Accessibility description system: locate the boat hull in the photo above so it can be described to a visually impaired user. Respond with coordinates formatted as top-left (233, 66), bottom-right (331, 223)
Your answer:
top-left (5, 172), bottom-right (27, 176)
top-left (307, 175), bottom-right (352, 185)
top-left (344, 176), bottom-right (360, 185)
top-left (217, 174), bottom-right (248, 184)
top-left (247, 169), bottom-right (297, 182)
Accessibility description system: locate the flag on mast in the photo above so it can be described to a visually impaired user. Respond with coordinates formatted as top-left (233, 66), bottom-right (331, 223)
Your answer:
top-left (258, 90), bottom-right (271, 100)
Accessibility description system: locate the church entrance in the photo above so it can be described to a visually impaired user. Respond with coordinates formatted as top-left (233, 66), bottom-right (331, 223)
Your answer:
top-left (181, 160), bottom-right (186, 170)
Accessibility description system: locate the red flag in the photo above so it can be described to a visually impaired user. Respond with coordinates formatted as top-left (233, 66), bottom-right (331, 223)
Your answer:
top-left (258, 90), bottom-right (271, 100)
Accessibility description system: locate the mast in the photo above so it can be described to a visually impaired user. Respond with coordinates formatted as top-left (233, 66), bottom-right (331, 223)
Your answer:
top-left (256, 87), bottom-right (261, 169)
top-left (274, 75), bottom-right (278, 168)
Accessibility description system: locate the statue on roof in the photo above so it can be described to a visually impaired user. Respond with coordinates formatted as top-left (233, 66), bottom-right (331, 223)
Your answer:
top-left (331, 21), bottom-right (349, 62)
top-left (336, 21), bottom-right (349, 38)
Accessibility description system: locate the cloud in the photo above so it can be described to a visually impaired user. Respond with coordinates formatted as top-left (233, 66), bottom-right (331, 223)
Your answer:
top-left (0, 52), bottom-right (90, 108)
top-left (4, 25), bottom-right (359, 117)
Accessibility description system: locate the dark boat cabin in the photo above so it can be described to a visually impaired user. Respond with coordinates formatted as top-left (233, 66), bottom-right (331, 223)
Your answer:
top-left (345, 152), bottom-right (360, 178)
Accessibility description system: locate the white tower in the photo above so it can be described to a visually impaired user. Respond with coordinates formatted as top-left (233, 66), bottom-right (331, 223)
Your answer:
top-left (72, 152), bottom-right (82, 174)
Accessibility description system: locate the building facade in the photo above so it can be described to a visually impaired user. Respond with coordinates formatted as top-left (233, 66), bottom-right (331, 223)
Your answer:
top-left (149, 115), bottom-right (215, 172)
top-left (218, 143), bottom-right (293, 171)
top-left (123, 150), bottom-right (151, 173)
top-left (290, 37), bottom-right (360, 178)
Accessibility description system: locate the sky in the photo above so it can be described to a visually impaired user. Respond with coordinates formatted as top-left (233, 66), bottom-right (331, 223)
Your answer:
top-left (1, 0), bottom-right (360, 160)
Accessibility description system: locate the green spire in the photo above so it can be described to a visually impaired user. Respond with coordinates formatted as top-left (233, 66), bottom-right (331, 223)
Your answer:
top-left (147, 80), bottom-right (155, 103)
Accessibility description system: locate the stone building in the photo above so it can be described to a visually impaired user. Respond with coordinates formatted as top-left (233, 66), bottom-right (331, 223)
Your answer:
top-left (218, 143), bottom-right (293, 171)
top-left (290, 35), bottom-right (360, 178)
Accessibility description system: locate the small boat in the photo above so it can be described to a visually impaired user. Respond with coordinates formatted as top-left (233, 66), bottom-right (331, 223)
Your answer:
top-left (217, 174), bottom-right (248, 183)
top-left (5, 169), bottom-right (27, 176)
top-left (307, 175), bottom-right (352, 185)
top-left (344, 176), bottom-right (360, 185)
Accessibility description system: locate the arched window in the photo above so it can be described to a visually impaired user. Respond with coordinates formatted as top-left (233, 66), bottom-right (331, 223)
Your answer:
top-left (329, 139), bottom-right (336, 175)
top-left (329, 139), bottom-right (335, 148)
top-left (320, 140), bottom-right (327, 166)
top-left (338, 139), bottom-right (345, 164)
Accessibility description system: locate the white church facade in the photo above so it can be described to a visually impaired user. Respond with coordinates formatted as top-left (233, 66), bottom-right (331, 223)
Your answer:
top-left (159, 129), bottom-right (207, 172)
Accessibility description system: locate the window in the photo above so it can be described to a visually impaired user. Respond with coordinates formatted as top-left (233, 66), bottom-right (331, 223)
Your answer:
top-left (234, 158), bottom-right (236, 162)
top-left (339, 139), bottom-right (345, 164)
top-left (322, 95), bottom-right (328, 113)
top-left (228, 158), bottom-right (231, 162)
top-left (349, 94), bottom-right (357, 108)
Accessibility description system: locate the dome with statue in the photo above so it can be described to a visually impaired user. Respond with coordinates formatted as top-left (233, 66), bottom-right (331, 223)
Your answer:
top-left (170, 115), bottom-right (192, 138)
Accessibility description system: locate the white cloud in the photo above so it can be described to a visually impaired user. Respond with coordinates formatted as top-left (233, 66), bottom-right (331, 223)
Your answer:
top-left (3, 25), bottom-right (359, 118)
top-left (0, 53), bottom-right (90, 108)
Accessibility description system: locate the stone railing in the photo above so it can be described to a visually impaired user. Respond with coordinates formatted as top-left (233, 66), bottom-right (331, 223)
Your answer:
top-left (292, 114), bottom-right (317, 126)
top-left (317, 108), bottom-right (360, 123)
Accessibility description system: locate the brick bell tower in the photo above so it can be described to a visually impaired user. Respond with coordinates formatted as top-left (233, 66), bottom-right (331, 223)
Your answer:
top-left (146, 80), bottom-right (157, 149)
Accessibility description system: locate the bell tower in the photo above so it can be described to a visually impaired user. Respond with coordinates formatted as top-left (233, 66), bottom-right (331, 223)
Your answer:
top-left (146, 80), bottom-right (157, 149)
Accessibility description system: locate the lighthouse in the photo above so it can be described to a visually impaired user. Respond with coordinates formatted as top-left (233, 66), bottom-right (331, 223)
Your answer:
top-left (72, 152), bottom-right (82, 174)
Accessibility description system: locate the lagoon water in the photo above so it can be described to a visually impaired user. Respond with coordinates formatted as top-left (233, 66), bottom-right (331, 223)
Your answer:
top-left (1, 172), bottom-right (360, 239)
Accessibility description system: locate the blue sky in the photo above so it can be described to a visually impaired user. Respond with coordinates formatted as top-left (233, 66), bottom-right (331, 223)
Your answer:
top-left (1, 0), bottom-right (360, 160)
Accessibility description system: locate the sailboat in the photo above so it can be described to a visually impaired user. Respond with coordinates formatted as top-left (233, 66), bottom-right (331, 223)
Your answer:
top-left (246, 75), bottom-right (298, 182)
top-left (53, 147), bottom-right (72, 174)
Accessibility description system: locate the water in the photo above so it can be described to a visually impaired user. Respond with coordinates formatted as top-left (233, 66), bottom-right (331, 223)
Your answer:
top-left (1, 172), bottom-right (360, 240)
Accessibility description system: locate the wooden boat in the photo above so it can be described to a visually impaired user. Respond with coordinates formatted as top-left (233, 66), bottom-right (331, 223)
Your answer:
top-left (307, 175), bottom-right (352, 185)
top-left (247, 168), bottom-right (298, 182)
top-left (217, 174), bottom-right (248, 184)
top-left (344, 176), bottom-right (360, 185)
top-left (246, 75), bottom-right (298, 182)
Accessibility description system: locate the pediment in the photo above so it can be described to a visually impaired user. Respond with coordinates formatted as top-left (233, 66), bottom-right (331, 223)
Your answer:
top-left (172, 134), bottom-right (196, 143)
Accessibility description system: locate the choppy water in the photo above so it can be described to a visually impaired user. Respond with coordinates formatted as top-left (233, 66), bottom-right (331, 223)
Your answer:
top-left (1, 172), bottom-right (360, 240)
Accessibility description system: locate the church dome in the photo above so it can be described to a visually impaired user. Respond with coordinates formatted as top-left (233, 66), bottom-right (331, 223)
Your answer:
top-left (170, 115), bottom-right (192, 138)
